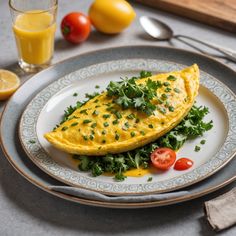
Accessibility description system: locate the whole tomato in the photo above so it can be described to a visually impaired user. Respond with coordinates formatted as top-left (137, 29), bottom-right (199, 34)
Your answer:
top-left (61, 12), bottom-right (91, 43)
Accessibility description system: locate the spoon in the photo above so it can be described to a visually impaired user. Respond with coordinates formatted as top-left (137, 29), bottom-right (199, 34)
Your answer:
top-left (140, 16), bottom-right (236, 63)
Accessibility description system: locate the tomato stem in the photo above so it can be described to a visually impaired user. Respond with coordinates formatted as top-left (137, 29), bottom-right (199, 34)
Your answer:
top-left (62, 26), bottom-right (70, 35)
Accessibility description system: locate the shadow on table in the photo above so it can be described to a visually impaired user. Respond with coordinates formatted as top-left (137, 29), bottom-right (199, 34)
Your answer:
top-left (55, 30), bottom-right (121, 52)
top-left (0, 148), bottom-right (235, 235)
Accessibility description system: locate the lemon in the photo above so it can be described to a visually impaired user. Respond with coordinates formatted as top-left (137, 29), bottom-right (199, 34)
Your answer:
top-left (89, 0), bottom-right (136, 34)
top-left (0, 69), bottom-right (20, 100)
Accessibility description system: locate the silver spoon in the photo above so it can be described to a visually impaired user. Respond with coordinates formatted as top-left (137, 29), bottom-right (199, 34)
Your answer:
top-left (140, 16), bottom-right (236, 63)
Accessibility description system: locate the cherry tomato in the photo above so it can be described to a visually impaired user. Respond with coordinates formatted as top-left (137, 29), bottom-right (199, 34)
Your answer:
top-left (174, 158), bottom-right (193, 171)
top-left (151, 148), bottom-right (176, 170)
top-left (61, 12), bottom-right (91, 43)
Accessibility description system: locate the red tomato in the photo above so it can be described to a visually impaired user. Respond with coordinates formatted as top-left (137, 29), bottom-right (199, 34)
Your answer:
top-left (151, 148), bottom-right (176, 170)
top-left (61, 12), bottom-right (91, 43)
top-left (174, 158), bottom-right (193, 171)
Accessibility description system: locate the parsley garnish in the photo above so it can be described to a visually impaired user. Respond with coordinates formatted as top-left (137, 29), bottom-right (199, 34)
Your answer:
top-left (126, 113), bottom-right (135, 119)
top-left (85, 92), bottom-right (99, 99)
top-left (158, 105), bottom-right (213, 150)
top-left (200, 139), bottom-right (206, 145)
top-left (195, 145), bottom-right (201, 152)
top-left (103, 114), bottom-right (111, 119)
top-left (161, 94), bottom-right (168, 100)
top-left (103, 122), bottom-right (109, 127)
top-left (165, 87), bottom-right (172, 92)
top-left (174, 88), bottom-right (181, 93)
top-left (106, 71), bottom-right (163, 116)
top-left (130, 131), bottom-right (135, 137)
top-left (76, 105), bottom-right (213, 181)
top-left (140, 71), bottom-right (152, 78)
top-left (92, 110), bottom-right (99, 115)
top-left (140, 130), bottom-right (145, 136)
top-left (112, 119), bottom-right (119, 125)
top-left (167, 75), bottom-right (177, 81)
top-left (83, 119), bottom-right (92, 124)
top-left (114, 111), bottom-right (122, 119)
top-left (147, 177), bottom-right (153, 182)
top-left (115, 133), bottom-right (120, 140)
top-left (91, 123), bottom-right (97, 128)
top-left (71, 122), bottom-right (78, 127)
top-left (61, 126), bottom-right (68, 131)
top-left (80, 109), bottom-right (88, 115)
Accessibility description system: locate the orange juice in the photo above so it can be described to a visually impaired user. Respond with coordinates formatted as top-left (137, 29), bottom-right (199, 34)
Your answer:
top-left (13, 10), bottom-right (56, 65)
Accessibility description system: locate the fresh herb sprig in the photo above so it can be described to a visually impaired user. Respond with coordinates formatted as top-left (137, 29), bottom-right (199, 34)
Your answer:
top-left (106, 71), bottom-right (162, 116)
top-left (75, 104), bottom-right (213, 181)
top-left (158, 105), bottom-right (213, 150)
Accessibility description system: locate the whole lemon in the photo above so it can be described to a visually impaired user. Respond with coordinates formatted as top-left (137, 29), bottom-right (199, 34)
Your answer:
top-left (89, 0), bottom-right (136, 34)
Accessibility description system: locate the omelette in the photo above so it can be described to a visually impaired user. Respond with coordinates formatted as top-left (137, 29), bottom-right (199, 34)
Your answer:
top-left (44, 64), bottom-right (199, 156)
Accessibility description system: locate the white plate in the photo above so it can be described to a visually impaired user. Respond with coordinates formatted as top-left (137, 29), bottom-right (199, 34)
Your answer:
top-left (19, 59), bottom-right (236, 195)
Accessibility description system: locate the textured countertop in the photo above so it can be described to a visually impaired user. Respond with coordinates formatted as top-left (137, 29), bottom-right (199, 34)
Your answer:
top-left (0, 0), bottom-right (235, 235)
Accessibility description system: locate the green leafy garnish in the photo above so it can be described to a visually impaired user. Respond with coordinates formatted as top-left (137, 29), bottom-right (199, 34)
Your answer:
top-left (76, 104), bottom-right (212, 181)
top-left (103, 122), bottom-right (109, 127)
top-left (167, 75), bottom-right (177, 81)
top-left (83, 119), bottom-right (92, 124)
top-left (158, 105), bottom-right (213, 150)
top-left (200, 139), bottom-right (206, 145)
top-left (195, 145), bottom-right (201, 152)
top-left (103, 114), bottom-right (111, 119)
top-left (174, 88), bottom-right (181, 93)
top-left (71, 122), bottom-right (78, 127)
top-left (140, 71), bottom-right (152, 78)
top-left (85, 92), bottom-right (99, 99)
top-left (61, 126), bottom-right (68, 131)
top-left (91, 123), bottom-right (97, 128)
top-left (147, 177), bottom-right (153, 182)
top-left (106, 71), bottom-right (164, 116)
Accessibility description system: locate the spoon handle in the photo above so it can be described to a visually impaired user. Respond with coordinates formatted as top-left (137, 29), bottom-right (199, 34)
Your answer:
top-left (175, 34), bottom-right (236, 63)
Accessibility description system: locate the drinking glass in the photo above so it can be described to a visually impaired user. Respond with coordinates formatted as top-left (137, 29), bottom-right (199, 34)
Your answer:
top-left (9, 0), bottom-right (58, 72)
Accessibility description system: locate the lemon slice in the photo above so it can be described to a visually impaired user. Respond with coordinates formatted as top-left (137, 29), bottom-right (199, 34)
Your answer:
top-left (0, 69), bottom-right (20, 100)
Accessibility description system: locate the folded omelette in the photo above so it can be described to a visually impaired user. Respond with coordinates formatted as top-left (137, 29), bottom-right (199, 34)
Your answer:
top-left (44, 64), bottom-right (199, 156)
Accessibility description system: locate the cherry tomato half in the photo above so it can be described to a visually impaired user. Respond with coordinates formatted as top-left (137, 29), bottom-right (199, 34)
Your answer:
top-left (61, 12), bottom-right (91, 43)
top-left (174, 158), bottom-right (193, 171)
top-left (151, 148), bottom-right (176, 170)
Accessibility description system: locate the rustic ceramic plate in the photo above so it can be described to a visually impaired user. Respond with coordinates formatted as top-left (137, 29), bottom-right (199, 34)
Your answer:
top-left (1, 46), bottom-right (236, 208)
top-left (19, 58), bottom-right (236, 195)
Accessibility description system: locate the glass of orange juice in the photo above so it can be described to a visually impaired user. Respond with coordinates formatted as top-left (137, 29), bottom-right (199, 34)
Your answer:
top-left (9, 0), bottom-right (58, 72)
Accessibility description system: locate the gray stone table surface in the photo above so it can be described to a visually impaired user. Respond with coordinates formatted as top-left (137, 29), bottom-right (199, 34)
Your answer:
top-left (0, 0), bottom-right (236, 235)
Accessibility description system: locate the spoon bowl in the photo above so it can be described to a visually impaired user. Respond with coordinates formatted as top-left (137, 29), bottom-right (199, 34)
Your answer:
top-left (139, 16), bottom-right (173, 40)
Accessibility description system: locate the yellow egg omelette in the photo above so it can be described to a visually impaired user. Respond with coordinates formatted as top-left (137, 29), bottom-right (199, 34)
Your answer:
top-left (44, 64), bottom-right (199, 156)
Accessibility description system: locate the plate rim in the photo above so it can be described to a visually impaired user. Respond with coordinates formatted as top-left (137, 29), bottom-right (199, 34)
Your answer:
top-left (18, 58), bottom-right (236, 195)
top-left (1, 45), bottom-right (236, 208)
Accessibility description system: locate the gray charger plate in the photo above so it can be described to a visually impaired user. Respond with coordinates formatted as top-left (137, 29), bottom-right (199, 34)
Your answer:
top-left (1, 46), bottom-right (236, 208)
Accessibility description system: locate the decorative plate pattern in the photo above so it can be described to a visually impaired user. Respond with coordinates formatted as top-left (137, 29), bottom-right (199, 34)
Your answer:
top-left (19, 59), bottom-right (236, 195)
